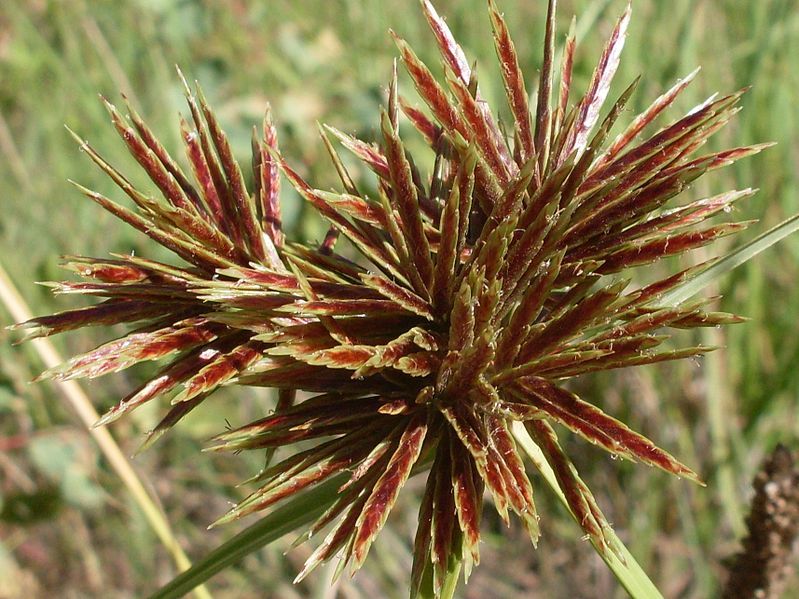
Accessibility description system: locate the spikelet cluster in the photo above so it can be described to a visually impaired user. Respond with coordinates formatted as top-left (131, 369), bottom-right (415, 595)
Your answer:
top-left (15, 1), bottom-right (766, 593)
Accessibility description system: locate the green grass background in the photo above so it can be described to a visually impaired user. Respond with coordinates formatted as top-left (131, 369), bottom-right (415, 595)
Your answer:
top-left (1, 0), bottom-right (798, 597)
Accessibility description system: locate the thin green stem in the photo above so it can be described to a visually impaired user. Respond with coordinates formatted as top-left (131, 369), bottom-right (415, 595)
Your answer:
top-left (417, 559), bottom-right (436, 599)
top-left (440, 559), bottom-right (462, 599)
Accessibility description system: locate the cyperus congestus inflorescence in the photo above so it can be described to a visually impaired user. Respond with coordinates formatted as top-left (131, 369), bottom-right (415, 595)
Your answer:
top-left (14, 0), bottom-right (768, 594)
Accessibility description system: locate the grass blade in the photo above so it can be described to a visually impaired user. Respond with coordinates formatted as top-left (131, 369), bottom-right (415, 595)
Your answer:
top-left (148, 474), bottom-right (348, 599)
top-left (511, 422), bottom-right (664, 599)
top-left (660, 212), bottom-right (799, 306)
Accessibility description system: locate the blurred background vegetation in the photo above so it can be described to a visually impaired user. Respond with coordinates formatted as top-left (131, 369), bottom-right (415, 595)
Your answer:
top-left (1, 0), bottom-right (798, 597)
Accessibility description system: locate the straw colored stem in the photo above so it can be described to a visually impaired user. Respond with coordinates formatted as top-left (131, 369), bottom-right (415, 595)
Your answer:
top-left (0, 261), bottom-right (212, 599)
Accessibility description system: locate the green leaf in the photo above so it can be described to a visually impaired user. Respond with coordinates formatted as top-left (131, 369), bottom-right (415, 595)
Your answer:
top-left (62, 468), bottom-right (105, 510)
top-left (511, 422), bottom-right (664, 599)
top-left (148, 474), bottom-right (347, 599)
top-left (27, 431), bottom-right (105, 510)
top-left (660, 212), bottom-right (799, 307)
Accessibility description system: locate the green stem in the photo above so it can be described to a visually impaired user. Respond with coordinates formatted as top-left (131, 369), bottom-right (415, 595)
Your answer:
top-left (440, 559), bottom-right (462, 599)
top-left (416, 555), bottom-right (461, 599)
top-left (511, 422), bottom-right (664, 599)
top-left (417, 559), bottom-right (436, 599)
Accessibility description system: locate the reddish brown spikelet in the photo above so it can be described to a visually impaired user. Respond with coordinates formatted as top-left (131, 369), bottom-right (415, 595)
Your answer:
top-left (381, 112), bottom-right (436, 292)
top-left (14, 1), bottom-right (766, 595)
top-left (489, 0), bottom-right (535, 163)
top-left (561, 5), bottom-right (630, 162)
top-left (258, 105), bottom-right (284, 247)
top-left (352, 413), bottom-right (428, 568)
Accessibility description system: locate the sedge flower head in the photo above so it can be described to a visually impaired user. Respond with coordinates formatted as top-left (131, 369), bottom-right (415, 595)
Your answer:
top-left (15, 0), bottom-right (766, 593)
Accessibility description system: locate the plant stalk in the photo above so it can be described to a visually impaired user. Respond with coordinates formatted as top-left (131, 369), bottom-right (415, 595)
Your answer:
top-left (512, 422), bottom-right (664, 599)
top-left (0, 261), bottom-right (211, 599)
